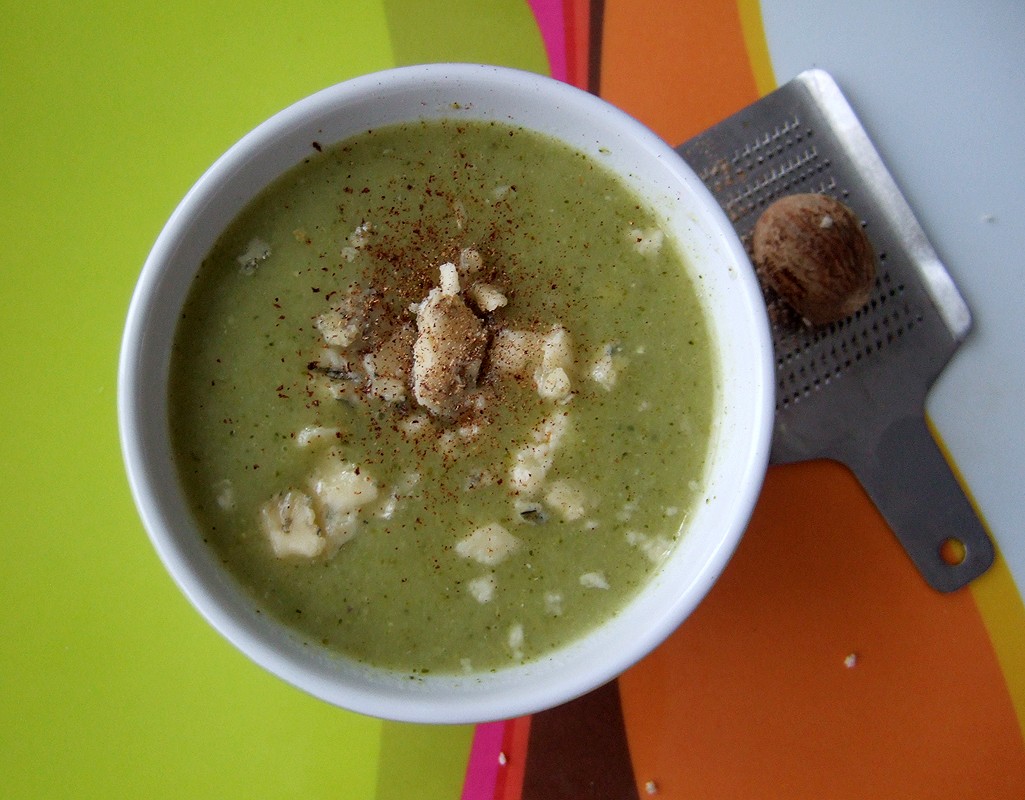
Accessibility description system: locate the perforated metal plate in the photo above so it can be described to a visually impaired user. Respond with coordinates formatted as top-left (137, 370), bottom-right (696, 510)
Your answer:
top-left (677, 69), bottom-right (994, 592)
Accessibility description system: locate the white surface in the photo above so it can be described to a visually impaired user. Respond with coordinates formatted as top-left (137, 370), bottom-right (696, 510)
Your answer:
top-left (761, 0), bottom-right (1025, 592)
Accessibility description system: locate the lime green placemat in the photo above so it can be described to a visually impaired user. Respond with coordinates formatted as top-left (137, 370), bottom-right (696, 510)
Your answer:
top-left (0, 1), bottom-right (545, 797)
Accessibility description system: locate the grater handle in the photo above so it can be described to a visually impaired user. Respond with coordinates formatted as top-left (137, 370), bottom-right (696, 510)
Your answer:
top-left (846, 416), bottom-right (995, 592)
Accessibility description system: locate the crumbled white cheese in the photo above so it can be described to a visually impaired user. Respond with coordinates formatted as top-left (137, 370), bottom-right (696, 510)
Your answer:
top-left (459, 247), bottom-right (483, 275)
top-left (541, 326), bottom-right (573, 372)
top-left (508, 623), bottom-right (525, 659)
top-left (544, 479), bottom-right (589, 521)
top-left (412, 286), bottom-right (486, 416)
top-left (647, 537), bottom-right (675, 563)
top-left (370, 376), bottom-right (407, 404)
top-left (260, 490), bottom-right (324, 558)
top-left (534, 326), bottom-right (574, 402)
top-left (316, 345), bottom-right (351, 374)
top-left (215, 479), bottom-right (235, 511)
top-left (492, 325), bottom-right (576, 400)
top-left (308, 372), bottom-right (358, 403)
top-left (629, 226), bottom-right (664, 256)
top-left (625, 530), bottom-right (674, 564)
top-left (295, 425), bottom-right (341, 448)
top-left (544, 592), bottom-right (563, 616)
top-left (308, 457), bottom-right (378, 547)
top-left (819, 214), bottom-right (834, 229)
top-left (309, 458), bottom-right (378, 515)
top-left (467, 282), bottom-right (508, 312)
top-left (340, 223), bottom-right (373, 261)
top-left (579, 571), bottom-right (610, 590)
top-left (455, 523), bottom-right (521, 566)
top-left (237, 237), bottom-right (270, 274)
top-left (439, 423), bottom-right (482, 459)
top-left (509, 411), bottom-right (570, 496)
top-left (467, 574), bottom-right (497, 603)
top-left (467, 389), bottom-right (489, 411)
top-left (490, 328), bottom-right (543, 374)
top-left (439, 262), bottom-right (461, 296)
top-left (590, 343), bottom-right (622, 391)
top-left (464, 469), bottom-right (496, 491)
top-left (316, 309), bottom-right (362, 349)
top-left (536, 366), bottom-right (571, 401)
top-left (617, 500), bottom-right (638, 522)
top-left (398, 471), bottom-right (421, 491)
top-left (377, 493), bottom-right (399, 520)
top-left (349, 221), bottom-right (373, 248)
top-left (453, 199), bottom-right (467, 230)
top-left (362, 352), bottom-right (406, 403)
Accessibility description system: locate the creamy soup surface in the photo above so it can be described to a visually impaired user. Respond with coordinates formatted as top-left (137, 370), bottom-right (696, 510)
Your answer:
top-left (168, 118), bottom-right (716, 675)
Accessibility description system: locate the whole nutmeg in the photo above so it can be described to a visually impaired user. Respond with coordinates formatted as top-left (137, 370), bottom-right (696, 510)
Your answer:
top-left (751, 193), bottom-right (876, 326)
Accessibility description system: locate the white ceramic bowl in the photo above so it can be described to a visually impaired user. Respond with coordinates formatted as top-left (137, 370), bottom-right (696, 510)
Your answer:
top-left (119, 63), bottom-right (773, 724)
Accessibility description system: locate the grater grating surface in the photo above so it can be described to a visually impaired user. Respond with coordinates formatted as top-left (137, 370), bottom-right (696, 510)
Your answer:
top-left (677, 69), bottom-right (993, 592)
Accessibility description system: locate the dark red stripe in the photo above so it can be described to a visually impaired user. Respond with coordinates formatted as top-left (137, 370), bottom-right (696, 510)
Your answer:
top-left (521, 679), bottom-right (639, 800)
top-left (587, 0), bottom-right (605, 95)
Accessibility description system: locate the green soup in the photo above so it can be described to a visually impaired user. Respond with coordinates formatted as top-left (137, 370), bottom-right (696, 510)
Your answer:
top-left (168, 119), bottom-right (716, 675)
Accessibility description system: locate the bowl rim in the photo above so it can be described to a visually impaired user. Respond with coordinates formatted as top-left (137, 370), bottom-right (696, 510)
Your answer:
top-left (118, 62), bottom-right (774, 724)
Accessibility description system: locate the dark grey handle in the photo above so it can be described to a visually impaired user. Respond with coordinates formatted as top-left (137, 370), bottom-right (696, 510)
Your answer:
top-left (845, 416), bottom-right (994, 593)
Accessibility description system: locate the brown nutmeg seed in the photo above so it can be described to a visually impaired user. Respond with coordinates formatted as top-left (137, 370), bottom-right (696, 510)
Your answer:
top-left (752, 193), bottom-right (876, 326)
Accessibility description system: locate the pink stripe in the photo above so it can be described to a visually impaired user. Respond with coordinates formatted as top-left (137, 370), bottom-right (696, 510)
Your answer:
top-left (460, 721), bottom-right (508, 800)
top-left (527, 0), bottom-right (568, 82)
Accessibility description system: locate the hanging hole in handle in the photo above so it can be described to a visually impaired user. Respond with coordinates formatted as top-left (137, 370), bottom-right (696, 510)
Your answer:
top-left (939, 537), bottom-right (967, 566)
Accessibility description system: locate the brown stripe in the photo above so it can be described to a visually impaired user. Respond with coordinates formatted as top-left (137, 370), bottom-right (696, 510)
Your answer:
top-left (587, 0), bottom-right (605, 95)
top-left (521, 679), bottom-right (639, 800)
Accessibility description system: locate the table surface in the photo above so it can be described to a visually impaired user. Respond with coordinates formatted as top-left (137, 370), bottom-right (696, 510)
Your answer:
top-left (2, 2), bottom-right (1023, 798)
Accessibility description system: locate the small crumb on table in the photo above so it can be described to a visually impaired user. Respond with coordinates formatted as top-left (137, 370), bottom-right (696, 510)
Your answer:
top-left (844, 652), bottom-right (858, 669)
top-left (644, 779), bottom-right (659, 795)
